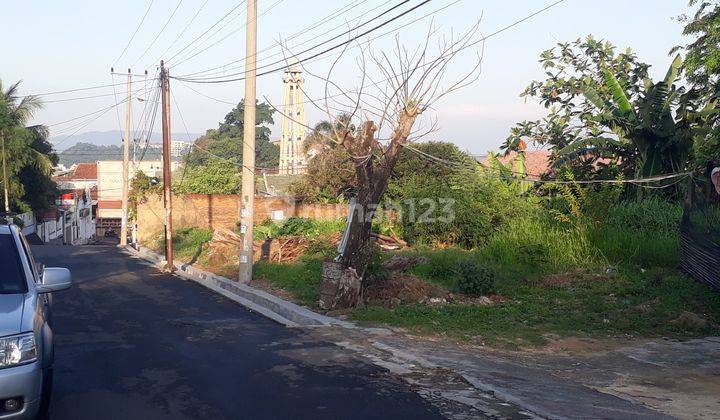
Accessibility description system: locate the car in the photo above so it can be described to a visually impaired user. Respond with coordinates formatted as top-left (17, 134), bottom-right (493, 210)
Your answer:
top-left (0, 222), bottom-right (71, 419)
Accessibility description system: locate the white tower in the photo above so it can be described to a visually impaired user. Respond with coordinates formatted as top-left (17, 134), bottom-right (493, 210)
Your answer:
top-left (279, 63), bottom-right (306, 174)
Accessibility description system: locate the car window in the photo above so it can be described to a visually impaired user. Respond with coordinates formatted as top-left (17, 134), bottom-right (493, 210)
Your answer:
top-left (18, 233), bottom-right (40, 281)
top-left (0, 234), bottom-right (29, 294)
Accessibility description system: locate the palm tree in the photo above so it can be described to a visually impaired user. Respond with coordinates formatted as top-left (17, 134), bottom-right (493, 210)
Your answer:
top-left (303, 113), bottom-right (356, 155)
top-left (0, 79), bottom-right (55, 212)
top-left (555, 55), bottom-right (694, 177)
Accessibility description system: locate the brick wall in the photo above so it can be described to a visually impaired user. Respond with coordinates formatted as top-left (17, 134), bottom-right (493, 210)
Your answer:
top-left (137, 194), bottom-right (347, 244)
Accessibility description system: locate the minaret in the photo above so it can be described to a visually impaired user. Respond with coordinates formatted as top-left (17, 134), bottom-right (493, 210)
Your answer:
top-left (279, 63), bottom-right (306, 174)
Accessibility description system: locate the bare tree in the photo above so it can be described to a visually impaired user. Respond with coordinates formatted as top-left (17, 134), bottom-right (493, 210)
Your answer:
top-left (279, 24), bottom-right (484, 308)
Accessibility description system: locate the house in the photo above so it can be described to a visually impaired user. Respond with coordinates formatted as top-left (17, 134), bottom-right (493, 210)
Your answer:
top-left (54, 162), bottom-right (98, 190)
top-left (55, 185), bottom-right (96, 245)
top-left (96, 160), bottom-right (179, 237)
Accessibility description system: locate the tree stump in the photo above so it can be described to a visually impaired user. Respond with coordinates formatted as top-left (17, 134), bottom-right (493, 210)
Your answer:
top-left (319, 261), bottom-right (362, 310)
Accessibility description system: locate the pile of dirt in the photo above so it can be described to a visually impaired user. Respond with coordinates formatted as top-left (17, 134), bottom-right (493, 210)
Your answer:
top-left (364, 274), bottom-right (449, 306)
top-left (380, 254), bottom-right (428, 272)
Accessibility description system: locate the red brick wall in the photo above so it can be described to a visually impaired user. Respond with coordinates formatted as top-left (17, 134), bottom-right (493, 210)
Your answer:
top-left (137, 194), bottom-right (347, 244)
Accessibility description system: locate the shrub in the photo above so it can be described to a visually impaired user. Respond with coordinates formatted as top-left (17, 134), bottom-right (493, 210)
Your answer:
top-left (453, 260), bottom-right (495, 296)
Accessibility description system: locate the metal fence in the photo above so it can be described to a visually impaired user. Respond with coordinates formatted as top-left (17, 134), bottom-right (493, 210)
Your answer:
top-left (680, 188), bottom-right (720, 290)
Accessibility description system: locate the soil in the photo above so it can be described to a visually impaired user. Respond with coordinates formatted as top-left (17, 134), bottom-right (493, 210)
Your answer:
top-left (364, 274), bottom-right (449, 306)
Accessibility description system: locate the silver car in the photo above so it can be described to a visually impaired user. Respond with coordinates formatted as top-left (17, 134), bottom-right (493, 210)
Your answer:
top-left (0, 223), bottom-right (71, 419)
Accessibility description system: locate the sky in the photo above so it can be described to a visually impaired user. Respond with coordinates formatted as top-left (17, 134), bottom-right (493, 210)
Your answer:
top-left (2, 0), bottom-right (692, 154)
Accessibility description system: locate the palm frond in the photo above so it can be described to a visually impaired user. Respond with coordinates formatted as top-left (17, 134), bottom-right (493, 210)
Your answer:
top-left (602, 68), bottom-right (632, 113)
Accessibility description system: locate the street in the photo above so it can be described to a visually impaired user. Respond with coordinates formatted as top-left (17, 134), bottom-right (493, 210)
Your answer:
top-left (32, 244), bottom-right (443, 420)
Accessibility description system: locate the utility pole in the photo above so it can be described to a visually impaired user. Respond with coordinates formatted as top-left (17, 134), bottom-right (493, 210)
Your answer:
top-left (238, 0), bottom-right (257, 283)
top-left (120, 69), bottom-right (132, 247)
top-left (1, 131), bottom-right (9, 214)
top-left (160, 61), bottom-right (174, 271)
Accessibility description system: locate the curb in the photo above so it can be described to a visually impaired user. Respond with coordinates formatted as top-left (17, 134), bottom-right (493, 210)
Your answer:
top-left (123, 246), bottom-right (352, 328)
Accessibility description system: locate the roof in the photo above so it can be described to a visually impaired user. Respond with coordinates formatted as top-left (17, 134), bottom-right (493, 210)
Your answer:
top-left (54, 162), bottom-right (98, 182)
top-left (74, 162), bottom-right (98, 180)
top-left (481, 150), bottom-right (552, 177)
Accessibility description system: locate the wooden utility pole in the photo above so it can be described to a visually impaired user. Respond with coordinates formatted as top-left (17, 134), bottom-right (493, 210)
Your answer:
top-left (238, 0), bottom-right (257, 283)
top-left (120, 69), bottom-right (132, 247)
top-left (160, 61), bottom-right (174, 270)
top-left (1, 131), bottom-right (9, 214)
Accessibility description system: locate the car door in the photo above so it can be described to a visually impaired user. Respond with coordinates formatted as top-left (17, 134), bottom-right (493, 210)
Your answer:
top-left (18, 233), bottom-right (51, 324)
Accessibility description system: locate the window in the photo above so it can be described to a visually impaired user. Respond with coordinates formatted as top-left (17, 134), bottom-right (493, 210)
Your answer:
top-left (0, 235), bottom-right (28, 294)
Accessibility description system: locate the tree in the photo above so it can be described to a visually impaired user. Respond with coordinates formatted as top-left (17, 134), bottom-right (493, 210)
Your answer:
top-left (503, 36), bottom-right (694, 179)
top-left (0, 80), bottom-right (58, 214)
top-left (178, 100), bottom-right (278, 194)
top-left (299, 26), bottom-right (483, 308)
top-left (674, 1), bottom-right (720, 172)
top-left (184, 100), bottom-right (278, 168)
top-left (287, 115), bottom-right (358, 202)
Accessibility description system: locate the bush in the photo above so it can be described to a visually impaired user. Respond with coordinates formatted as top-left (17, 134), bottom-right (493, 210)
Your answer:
top-left (453, 260), bottom-right (495, 296)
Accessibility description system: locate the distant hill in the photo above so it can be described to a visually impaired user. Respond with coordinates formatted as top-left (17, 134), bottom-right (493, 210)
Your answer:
top-left (50, 130), bottom-right (202, 152)
top-left (59, 142), bottom-right (163, 167)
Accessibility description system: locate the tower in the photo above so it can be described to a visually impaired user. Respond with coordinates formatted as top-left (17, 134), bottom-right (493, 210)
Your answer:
top-left (279, 63), bottom-right (306, 174)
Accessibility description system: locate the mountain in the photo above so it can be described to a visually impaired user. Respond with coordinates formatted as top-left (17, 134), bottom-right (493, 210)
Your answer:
top-left (58, 142), bottom-right (164, 167)
top-left (50, 130), bottom-right (202, 152)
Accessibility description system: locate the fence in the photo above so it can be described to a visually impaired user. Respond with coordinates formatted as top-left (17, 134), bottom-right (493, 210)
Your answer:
top-left (680, 186), bottom-right (720, 291)
top-left (136, 194), bottom-right (347, 244)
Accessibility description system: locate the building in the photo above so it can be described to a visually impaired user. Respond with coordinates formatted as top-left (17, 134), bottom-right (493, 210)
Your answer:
top-left (171, 140), bottom-right (192, 158)
top-left (96, 160), bottom-right (179, 236)
top-left (55, 186), bottom-right (96, 245)
top-left (54, 162), bottom-right (98, 190)
top-left (278, 63), bottom-right (307, 174)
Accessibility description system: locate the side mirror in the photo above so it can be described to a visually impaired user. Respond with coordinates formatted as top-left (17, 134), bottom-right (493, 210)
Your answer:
top-left (37, 268), bottom-right (72, 293)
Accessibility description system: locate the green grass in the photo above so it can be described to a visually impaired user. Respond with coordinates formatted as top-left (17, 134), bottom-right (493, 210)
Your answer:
top-left (253, 257), bottom-right (324, 307)
top-left (352, 267), bottom-right (720, 347)
top-left (152, 227), bottom-right (213, 263)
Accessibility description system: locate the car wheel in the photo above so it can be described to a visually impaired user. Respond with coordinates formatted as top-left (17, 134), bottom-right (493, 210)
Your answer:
top-left (37, 367), bottom-right (53, 420)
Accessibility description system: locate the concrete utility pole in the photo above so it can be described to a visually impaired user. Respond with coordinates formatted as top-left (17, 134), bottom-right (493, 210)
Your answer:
top-left (1, 131), bottom-right (9, 214)
top-left (160, 61), bottom-right (174, 271)
top-left (120, 69), bottom-right (132, 247)
top-left (238, 0), bottom-right (257, 283)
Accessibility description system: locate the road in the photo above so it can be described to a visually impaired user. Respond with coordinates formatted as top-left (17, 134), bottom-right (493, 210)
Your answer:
top-left (32, 244), bottom-right (443, 420)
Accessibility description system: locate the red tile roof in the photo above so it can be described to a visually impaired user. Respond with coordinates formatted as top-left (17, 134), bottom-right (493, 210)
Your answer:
top-left (73, 163), bottom-right (98, 180)
top-left (54, 162), bottom-right (98, 182)
top-left (481, 150), bottom-right (552, 177)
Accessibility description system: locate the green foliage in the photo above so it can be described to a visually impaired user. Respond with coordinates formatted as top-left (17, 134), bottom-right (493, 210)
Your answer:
top-left (0, 80), bottom-right (58, 214)
top-left (174, 159), bottom-right (240, 194)
top-left (388, 165), bottom-right (534, 247)
top-left (288, 146), bottom-right (355, 203)
top-left (254, 217), bottom-right (345, 240)
top-left (153, 227), bottom-right (213, 262)
top-left (504, 36), bottom-right (696, 179)
top-left (453, 260), bottom-right (495, 296)
top-left (179, 100), bottom-right (278, 194)
top-left (254, 258), bottom-right (324, 307)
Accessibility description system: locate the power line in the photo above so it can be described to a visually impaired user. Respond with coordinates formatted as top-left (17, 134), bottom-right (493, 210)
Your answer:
top-left (165, 1), bottom-right (247, 64)
top-left (176, 0), bottom-right (373, 78)
top-left (156, 0), bottom-right (211, 62)
top-left (177, 0), bottom-right (419, 83)
top-left (113, 0), bottom-right (156, 66)
top-left (133, 0), bottom-right (185, 68)
top-left (169, 0), bottom-right (284, 69)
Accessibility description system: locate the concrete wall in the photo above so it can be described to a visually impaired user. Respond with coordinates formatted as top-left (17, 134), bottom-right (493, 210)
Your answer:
top-left (137, 194), bottom-right (347, 244)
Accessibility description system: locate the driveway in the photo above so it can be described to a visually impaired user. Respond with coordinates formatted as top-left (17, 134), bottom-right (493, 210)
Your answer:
top-left (32, 244), bottom-right (443, 419)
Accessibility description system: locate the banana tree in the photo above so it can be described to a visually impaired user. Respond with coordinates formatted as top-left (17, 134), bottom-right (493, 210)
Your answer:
top-left (555, 55), bottom-right (693, 177)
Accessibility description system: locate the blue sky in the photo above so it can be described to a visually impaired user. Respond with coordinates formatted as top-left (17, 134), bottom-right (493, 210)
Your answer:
top-left (2, 0), bottom-right (691, 154)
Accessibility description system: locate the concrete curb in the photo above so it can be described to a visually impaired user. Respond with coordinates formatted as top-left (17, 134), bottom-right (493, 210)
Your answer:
top-left (123, 246), bottom-right (352, 328)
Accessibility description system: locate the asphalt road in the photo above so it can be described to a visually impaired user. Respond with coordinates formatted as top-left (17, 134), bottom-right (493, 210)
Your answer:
top-left (32, 244), bottom-right (443, 420)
